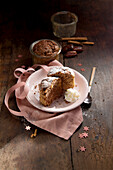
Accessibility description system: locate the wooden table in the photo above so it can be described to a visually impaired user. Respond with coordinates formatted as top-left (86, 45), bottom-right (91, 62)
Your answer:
top-left (0, 0), bottom-right (113, 169)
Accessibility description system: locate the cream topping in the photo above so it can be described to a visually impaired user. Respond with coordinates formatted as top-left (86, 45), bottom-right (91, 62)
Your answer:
top-left (65, 88), bottom-right (80, 102)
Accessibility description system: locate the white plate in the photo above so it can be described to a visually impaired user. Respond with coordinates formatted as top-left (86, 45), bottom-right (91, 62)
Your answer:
top-left (26, 66), bottom-right (88, 112)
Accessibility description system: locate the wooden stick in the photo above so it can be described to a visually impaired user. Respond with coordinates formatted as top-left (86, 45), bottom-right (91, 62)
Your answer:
top-left (33, 129), bottom-right (37, 137)
top-left (61, 37), bottom-right (88, 41)
top-left (68, 40), bottom-right (82, 45)
top-left (89, 67), bottom-right (96, 86)
top-left (31, 134), bottom-right (34, 138)
top-left (30, 129), bottom-right (38, 138)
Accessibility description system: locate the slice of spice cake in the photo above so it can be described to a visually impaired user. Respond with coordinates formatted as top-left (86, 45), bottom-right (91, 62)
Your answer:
top-left (39, 77), bottom-right (62, 106)
top-left (47, 66), bottom-right (75, 90)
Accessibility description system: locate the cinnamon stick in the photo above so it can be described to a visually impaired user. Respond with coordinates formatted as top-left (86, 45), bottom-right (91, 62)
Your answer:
top-left (82, 41), bottom-right (94, 45)
top-left (68, 40), bottom-right (82, 45)
top-left (61, 37), bottom-right (88, 41)
top-left (68, 40), bottom-right (94, 45)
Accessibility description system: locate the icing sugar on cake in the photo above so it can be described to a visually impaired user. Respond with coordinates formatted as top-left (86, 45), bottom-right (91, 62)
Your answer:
top-left (48, 66), bottom-right (75, 76)
top-left (40, 77), bottom-right (59, 89)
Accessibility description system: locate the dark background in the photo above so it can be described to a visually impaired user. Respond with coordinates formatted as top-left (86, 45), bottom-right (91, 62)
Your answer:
top-left (0, 1), bottom-right (111, 36)
top-left (0, 0), bottom-right (112, 47)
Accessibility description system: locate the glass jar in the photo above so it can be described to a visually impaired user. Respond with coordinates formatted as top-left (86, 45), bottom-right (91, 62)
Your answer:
top-left (51, 11), bottom-right (78, 38)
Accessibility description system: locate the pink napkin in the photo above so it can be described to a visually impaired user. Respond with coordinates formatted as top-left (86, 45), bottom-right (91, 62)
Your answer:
top-left (5, 60), bottom-right (83, 140)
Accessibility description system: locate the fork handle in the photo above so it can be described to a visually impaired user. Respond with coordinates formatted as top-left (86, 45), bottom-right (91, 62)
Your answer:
top-left (89, 67), bottom-right (96, 86)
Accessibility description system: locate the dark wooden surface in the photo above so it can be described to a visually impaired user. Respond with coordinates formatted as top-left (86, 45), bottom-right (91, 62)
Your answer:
top-left (0, 0), bottom-right (113, 169)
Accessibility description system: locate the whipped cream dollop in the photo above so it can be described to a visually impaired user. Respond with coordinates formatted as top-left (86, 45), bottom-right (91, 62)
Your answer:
top-left (65, 88), bottom-right (80, 102)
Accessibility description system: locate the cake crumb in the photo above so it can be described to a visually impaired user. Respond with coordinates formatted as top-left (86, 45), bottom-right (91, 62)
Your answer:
top-left (34, 85), bottom-right (37, 89)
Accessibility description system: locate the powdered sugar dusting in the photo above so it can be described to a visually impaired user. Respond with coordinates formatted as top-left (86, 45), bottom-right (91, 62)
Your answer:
top-left (40, 77), bottom-right (59, 89)
top-left (48, 66), bottom-right (75, 77)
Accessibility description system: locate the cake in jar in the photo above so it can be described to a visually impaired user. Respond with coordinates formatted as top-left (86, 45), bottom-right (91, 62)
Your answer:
top-left (33, 39), bottom-right (59, 57)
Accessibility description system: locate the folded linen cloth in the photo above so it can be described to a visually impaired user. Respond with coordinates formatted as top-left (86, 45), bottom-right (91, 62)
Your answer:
top-left (5, 60), bottom-right (83, 140)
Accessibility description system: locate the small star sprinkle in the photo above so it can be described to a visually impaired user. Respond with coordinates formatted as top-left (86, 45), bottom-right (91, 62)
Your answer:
top-left (18, 54), bottom-right (23, 58)
top-left (15, 59), bottom-right (19, 62)
top-left (78, 63), bottom-right (82, 66)
top-left (78, 133), bottom-right (84, 139)
top-left (82, 132), bottom-right (88, 138)
top-left (81, 68), bottom-right (85, 71)
top-left (83, 126), bottom-right (89, 131)
top-left (25, 126), bottom-right (31, 131)
top-left (21, 65), bottom-right (26, 68)
top-left (80, 146), bottom-right (86, 152)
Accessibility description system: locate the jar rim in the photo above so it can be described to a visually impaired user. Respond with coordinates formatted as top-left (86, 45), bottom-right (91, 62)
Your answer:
top-left (51, 11), bottom-right (78, 26)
